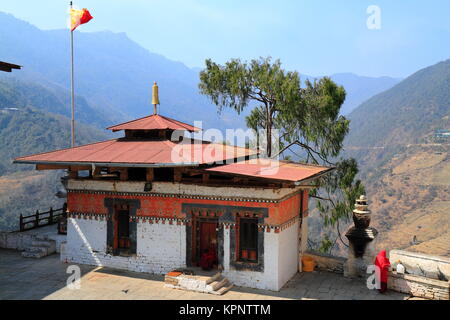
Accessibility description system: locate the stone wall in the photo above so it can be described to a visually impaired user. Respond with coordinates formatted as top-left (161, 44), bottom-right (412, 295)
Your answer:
top-left (389, 249), bottom-right (450, 280)
top-left (388, 271), bottom-right (450, 300)
top-left (0, 230), bottom-right (65, 253)
top-left (304, 251), bottom-right (345, 274)
top-left (0, 231), bottom-right (35, 251)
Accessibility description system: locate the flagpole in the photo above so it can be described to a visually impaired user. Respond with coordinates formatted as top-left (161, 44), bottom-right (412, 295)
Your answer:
top-left (70, 1), bottom-right (75, 148)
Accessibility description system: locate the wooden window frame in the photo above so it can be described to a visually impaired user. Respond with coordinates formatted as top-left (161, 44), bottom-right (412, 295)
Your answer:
top-left (237, 217), bottom-right (259, 263)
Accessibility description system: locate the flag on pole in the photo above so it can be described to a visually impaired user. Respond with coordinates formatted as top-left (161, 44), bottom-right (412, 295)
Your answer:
top-left (70, 8), bottom-right (93, 31)
top-left (68, 4), bottom-right (93, 147)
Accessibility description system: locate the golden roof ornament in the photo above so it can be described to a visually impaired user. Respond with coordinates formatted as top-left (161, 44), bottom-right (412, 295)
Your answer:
top-left (152, 81), bottom-right (160, 115)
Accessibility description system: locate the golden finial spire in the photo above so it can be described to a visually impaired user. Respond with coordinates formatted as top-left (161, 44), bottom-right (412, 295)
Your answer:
top-left (152, 81), bottom-right (160, 115)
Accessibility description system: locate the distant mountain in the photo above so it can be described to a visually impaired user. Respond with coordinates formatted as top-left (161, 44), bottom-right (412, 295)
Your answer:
top-left (342, 59), bottom-right (450, 258)
top-left (0, 78), bottom-right (109, 175)
top-left (0, 12), bottom-right (401, 132)
top-left (0, 78), bottom-right (109, 231)
top-left (0, 12), bottom-right (226, 130)
top-left (345, 59), bottom-right (450, 148)
top-left (0, 76), bottom-right (110, 128)
top-left (330, 73), bottom-right (401, 115)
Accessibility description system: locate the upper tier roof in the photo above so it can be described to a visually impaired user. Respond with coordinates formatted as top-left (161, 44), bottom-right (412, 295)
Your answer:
top-left (14, 139), bottom-right (257, 167)
top-left (107, 114), bottom-right (201, 132)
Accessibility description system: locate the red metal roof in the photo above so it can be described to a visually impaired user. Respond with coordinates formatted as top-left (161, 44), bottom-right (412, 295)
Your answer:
top-left (14, 139), bottom-right (257, 167)
top-left (107, 114), bottom-right (201, 132)
top-left (206, 159), bottom-right (333, 184)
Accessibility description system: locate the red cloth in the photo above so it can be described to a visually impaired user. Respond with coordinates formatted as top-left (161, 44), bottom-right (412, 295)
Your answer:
top-left (375, 250), bottom-right (391, 283)
top-left (199, 246), bottom-right (217, 270)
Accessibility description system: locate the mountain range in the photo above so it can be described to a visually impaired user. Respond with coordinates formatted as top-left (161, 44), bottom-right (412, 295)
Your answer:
top-left (0, 11), bottom-right (400, 133)
top-left (342, 59), bottom-right (450, 257)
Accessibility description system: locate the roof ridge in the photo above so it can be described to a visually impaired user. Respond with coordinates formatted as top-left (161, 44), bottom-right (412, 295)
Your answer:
top-left (158, 114), bottom-right (195, 128)
top-left (107, 113), bottom-right (200, 132)
top-left (106, 114), bottom-right (154, 130)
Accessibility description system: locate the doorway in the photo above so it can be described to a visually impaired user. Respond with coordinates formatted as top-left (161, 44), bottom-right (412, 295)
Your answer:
top-left (194, 219), bottom-right (218, 268)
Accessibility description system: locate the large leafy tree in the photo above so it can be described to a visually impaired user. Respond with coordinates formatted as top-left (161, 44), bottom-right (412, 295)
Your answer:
top-left (199, 57), bottom-right (300, 157)
top-left (199, 57), bottom-right (364, 252)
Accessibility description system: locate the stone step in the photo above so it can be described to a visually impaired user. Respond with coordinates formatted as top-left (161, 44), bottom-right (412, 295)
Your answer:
top-left (22, 238), bottom-right (56, 258)
top-left (209, 277), bottom-right (229, 291)
top-left (164, 272), bottom-right (233, 296)
top-left (31, 240), bottom-right (55, 248)
top-left (26, 246), bottom-right (47, 254)
top-left (21, 251), bottom-right (46, 259)
top-left (206, 272), bottom-right (222, 285)
top-left (35, 235), bottom-right (50, 241)
top-left (213, 284), bottom-right (234, 295)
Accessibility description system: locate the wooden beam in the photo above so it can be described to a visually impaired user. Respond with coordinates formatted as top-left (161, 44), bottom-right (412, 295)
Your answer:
top-left (69, 165), bottom-right (92, 171)
top-left (36, 164), bottom-right (68, 171)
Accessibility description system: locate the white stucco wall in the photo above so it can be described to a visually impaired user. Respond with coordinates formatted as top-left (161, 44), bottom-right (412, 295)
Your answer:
top-left (277, 220), bottom-right (299, 288)
top-left (137, 223), bottom-right (186, 273)
top-left (62, 218), bottom-right (186, 274)
top-left (222, 221), bottom-right (299, 291)
top-left (68, 179), bottom-right (301, 200)
top-left (67, 218), bottom-right (107, 254)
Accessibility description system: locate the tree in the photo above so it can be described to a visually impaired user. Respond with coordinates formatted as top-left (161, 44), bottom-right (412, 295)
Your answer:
top-left (199, 57), bottom-right (300, 157)
top-left (199, 57), bottom-right (364, 253)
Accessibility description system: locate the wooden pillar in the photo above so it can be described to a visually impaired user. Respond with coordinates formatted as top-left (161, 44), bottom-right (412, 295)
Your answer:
top-left (19, 214), bottom-right (24, 232)
top-left (93, 167), bottom-right (102, 177)
top-left (68, 170), bottom-right (77, 179)
top-left (146, 168), bottom-right (154, 182)
top-left (119, 168), bottom-right (128, 181)
top-left (49, 207), bottom-right (53, 225)
top-left (35, 210), bottom-right (39, 229)
top-left (202, 173), bottom-right (210, 184)
top-left (174, 168), bottom-right (182, 182)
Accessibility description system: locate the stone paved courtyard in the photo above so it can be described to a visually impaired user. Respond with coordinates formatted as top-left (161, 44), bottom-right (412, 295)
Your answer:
top-left (0, 249), bottom-right (411, 300)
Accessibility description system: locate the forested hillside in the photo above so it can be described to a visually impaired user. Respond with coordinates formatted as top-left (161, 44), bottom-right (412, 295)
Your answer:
top-left (342, 59), bottom-right (450, 257)
top-left (0, 78), bottom-right (109, 231)
top-left (346, 59), bottom-right (450, 148)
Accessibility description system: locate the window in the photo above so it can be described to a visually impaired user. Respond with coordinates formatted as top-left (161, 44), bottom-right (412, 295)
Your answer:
top-left (239, 218), bottom-right (258, 263)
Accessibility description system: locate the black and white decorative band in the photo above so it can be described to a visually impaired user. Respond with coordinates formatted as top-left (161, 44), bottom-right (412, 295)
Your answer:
top-left (68, 211), bottom-right (300, 232)
top-left (66, 188), bottom-right (299, 203)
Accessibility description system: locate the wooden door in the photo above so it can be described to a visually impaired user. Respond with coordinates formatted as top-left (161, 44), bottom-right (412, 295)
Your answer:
top-left (199, 221), bottom-right (217, 257)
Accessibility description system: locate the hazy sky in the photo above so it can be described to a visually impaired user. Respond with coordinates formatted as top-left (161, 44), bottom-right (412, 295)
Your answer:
top-left (1, 0), bottom-right (449, 78)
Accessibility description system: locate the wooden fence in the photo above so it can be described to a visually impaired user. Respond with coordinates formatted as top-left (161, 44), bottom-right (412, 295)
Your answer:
top-left (19, 207), bottom-right (64, 232)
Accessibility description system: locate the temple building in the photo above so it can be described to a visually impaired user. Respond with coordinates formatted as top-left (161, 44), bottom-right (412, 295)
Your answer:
top-left (14, 85), bottom-right (333, 291)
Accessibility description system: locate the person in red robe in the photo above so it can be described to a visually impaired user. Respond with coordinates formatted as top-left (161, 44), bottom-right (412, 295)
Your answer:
top-left (375, 250), bottom-right (391, 293)
top-left (199, 244), bottom-right (217, 271)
